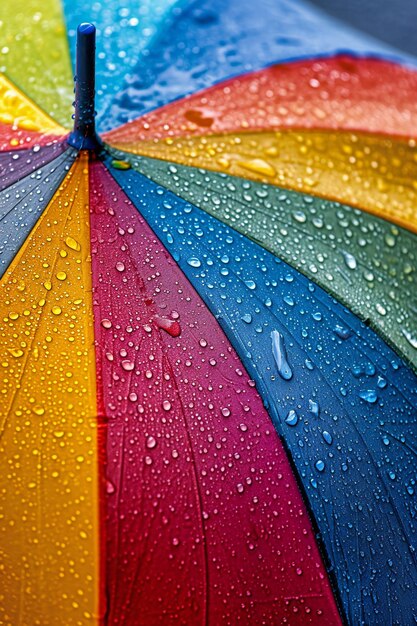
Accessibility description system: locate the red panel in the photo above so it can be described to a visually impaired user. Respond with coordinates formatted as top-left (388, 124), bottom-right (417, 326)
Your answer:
top-left (0, 122), bottom-right (66, 151)
top-left (105, 55), bottom-right (417, 143)
top-left (89, 160), bottom-right (342, 625)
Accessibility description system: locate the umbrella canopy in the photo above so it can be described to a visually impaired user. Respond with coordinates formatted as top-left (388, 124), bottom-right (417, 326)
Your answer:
top-left (0, 2), bottom-right (417, 625)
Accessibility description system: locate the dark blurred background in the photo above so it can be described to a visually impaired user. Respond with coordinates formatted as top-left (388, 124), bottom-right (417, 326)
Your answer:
top-left (310, 0), bottom-right (417, 57)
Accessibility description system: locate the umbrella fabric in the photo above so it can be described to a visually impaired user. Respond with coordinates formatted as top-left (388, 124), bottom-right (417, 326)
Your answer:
top-left (0, 1), bottom-right (417, 625)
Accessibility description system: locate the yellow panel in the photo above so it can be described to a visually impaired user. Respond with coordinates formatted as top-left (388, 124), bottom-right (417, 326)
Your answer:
top-left (0, 73), bottom-right (65, 134)
top-left (0, 154), bottom-right (100, 626)
top-left (0, 0), bottom-right (73, 126)
top-left (109, 130), bottom-right (417, 233)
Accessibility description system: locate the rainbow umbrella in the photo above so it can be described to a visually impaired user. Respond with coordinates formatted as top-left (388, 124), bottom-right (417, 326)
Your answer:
top-left (0, 1), bottom-right (416, 625)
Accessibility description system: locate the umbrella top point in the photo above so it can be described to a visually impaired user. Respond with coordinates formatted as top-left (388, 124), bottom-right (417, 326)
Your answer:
top-left (68, 22), bottom-right (103, 152)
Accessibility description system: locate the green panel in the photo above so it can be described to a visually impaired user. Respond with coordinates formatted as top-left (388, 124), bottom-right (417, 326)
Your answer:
top-left (110, 149), bottom-right (417, 371)
top-left (0, 0), bottom-right (73, 127)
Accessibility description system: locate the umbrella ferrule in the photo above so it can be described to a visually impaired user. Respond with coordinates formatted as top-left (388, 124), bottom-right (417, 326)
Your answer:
top-left (68, 23), bottom-right (102, 151)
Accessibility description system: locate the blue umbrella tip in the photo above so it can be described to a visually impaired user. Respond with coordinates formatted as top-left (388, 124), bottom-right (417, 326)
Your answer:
top-left (78, 23), bottom-right (96, 36)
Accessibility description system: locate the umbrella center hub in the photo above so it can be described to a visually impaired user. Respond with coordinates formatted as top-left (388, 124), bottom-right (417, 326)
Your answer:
top-left (68, 23), bottom-right (103, 151)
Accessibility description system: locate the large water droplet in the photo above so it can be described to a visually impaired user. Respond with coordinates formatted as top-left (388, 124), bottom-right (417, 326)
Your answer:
top-left (271, 330), bottom-right (293, 380)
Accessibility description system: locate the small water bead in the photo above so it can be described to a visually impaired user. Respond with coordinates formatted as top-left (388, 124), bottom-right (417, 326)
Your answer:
top-left (155, 315), bottom-right (181, 337)
top-left (111, 159), bottom-right (131, 170)
top-left (322, 431), bottom-right (333, 445)
top-left (309, 399), bottom-right (320, 417)
top-left (285, 409), bottom-right (298, 427)
top-left (239, 423), bottom-right (248, 432)
top-left (241, 313), bottom-right (252, 324)
top-left (187, 256), bottom-right (201, 268)
top-left (129, 392), bottom-right (138, 402)
top-left (56, 271), bottom-right (67, 281)
top-left (238, 157), bottom-right (276, 177)
top-left (221, 407), bottom-right (231, 417)
top-left (7, 348), bottom-right (23, 358)
top-left (162, 400), bottom-right (172, 411)
top-left (115, 261), bottom-right (125, 272)
top-left (293, 210), bottom-right (307, 223)
top-left (101, 318), bottom-right (112, 329)
top-left (359, 389), bottom-right (378, 404)
top-left (199, 338), bottom-right (208, 348)
top-left (65, 236), bottom-right (81, 251)
top-left (401, 328), bottom-right (417, 349)
top-left (146, 436), bottom-right (157, 449)
top-left (334, 324), bottom-right (352, 340)
top-left (51, 305), bottom-right (62, 315)
top-left (377, 376), bottom-right (387, 389)
top-left (342, 251), bottom-right (357, 270)
top-left (315, 460), bottom-right (325, 472)
top-left (106, 480), bottom-right (116, 495)
top-left (121, 359), bottom-right (135, 371)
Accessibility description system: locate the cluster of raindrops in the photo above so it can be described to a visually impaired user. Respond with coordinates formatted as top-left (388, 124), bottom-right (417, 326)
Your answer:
top-left (106, 56), bottom-right (417, 142)
top-left (109, 162), bottom-right (417, 626)
top-left (117, 152), bottom-right (417, 373)
top-left (88, 163), bottom-right (341, 624)
top-left (111, 128), bottom-right (417, 234)
top-left (0, 156), bottom-right (99, 625)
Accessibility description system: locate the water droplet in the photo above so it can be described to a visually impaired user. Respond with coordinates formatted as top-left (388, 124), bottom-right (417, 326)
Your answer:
top-left (342, 251), bottom-right (357, 270)
top-left (359, 389), bottom-right (378, 404)
top-left (121, 360), bottom-right (134, 371)
top-left (334, 324), bottom-right (352, 340)
top-left (401, 328), bottom-right (417, 349)
top-left (101, 319), bottom-right (112, 329)
top-left (106, 480), bottom-right (116, 494)
top-left (238, 158), bottom-right (276, 177)
top-left (162, 400), bottom-right (171, 411)
top-left (309, 399), bottom-right (320, 417)
top-left (146, 436), bottom-right (157, 449)
top-left (155, 315), bottom-right (181, 337)
top-left (187, 256), bottom-right (201, 268)
top-left (111, 159), bottom-right (131, 170)
top-left (285, 409), bottom-right (298, 426)
top-left (51, 305), bottom-right (62, 315)
top-left (271, 330), bottom-right (293, 380)
top-left (7, 348), bottom-right (23, 358)
top-left (315, 460), bottom-right (325, 472)
top-left (115, 261), bottom-right (125, 272)
top-left (65, 236), bottom-right (81, 251)
top-left (322, 431), bottom-right (333, 445)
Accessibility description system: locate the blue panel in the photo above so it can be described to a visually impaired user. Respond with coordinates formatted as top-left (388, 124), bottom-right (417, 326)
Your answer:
top-left (62, 0), bottom-right (180, 131)
top-left (108, 161), bottom-right (417, 626)
top-left (101, 0), bottom-right (415, 130)
top-left (0, 149), bottom-right (76, 277)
